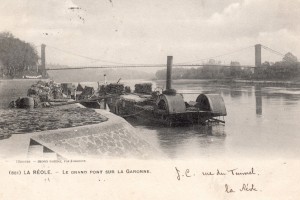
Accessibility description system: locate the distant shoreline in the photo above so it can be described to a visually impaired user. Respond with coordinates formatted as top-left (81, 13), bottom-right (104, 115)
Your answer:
top-left (2, 77), bottom-right (300, 87)
top-left (0, 78), bottom-right (49, 82)
top-left (155, 78), bottom-right (300, 86)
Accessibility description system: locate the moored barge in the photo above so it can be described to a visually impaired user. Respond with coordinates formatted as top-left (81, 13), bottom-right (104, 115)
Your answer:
top-left (103, 56), bottom-right (227, 126)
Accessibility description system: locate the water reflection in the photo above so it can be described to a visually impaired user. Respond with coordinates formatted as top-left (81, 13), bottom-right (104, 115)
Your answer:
top-left (262, 87), bottom-right (300, 103)
top-left (255, 85), bottom-right (262, 115)
top-left (138, 125), bottom-right (226, 159)
top-left (230, 86), bottom-right (243, 98)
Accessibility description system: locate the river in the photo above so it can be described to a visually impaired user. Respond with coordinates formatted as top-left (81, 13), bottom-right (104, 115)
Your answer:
top-left (1, 79), bottom-right (300, 160)
top-left (125, 79), bottom-right (300, 160)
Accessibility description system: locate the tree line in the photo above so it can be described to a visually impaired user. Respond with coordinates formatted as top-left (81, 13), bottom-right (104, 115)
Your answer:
top-left (155, 53), bottom-right (300, 81)
top-left (0, 32), bottom-right (39, 78)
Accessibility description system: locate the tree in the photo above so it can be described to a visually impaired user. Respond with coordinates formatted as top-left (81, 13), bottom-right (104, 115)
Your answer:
top-left (0, 32), bottom-right (39, 78)
top-left (230, 61), bottom-right (241, 66)
top-left (208, 59), bottom-right (216, 65)
top-left (283, 52), bottom-right (298, 63)
top-left (261, 61), bottom-right (270, 67)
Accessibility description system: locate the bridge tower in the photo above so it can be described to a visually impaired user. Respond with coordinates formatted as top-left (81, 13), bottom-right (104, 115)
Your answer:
top-left (255, 44), bottom-right (262, 67)
top-left (41, 44), bottom-right (46, 77)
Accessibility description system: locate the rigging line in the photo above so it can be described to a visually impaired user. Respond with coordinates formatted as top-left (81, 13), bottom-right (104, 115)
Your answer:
top-left (173, 45), bottom-right (254, 65)
top-left (262, 46), bottom-right (298, 63)
top-left (46, 45), bottom-right (165, 66)
top-left (261, 45), bottom-right (285, 56)
top-left (262, 47), bottom-right (284, 57)
top-left (263, 49), bottom-right (283, 57)
top-left (261, 45), bottom-right (283, 56)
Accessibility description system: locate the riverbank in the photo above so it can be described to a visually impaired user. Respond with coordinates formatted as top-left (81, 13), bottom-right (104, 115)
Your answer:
top-left (0, 79), bottom-right (161, 159)
top-left (0, 104), bottom-right (161, 160)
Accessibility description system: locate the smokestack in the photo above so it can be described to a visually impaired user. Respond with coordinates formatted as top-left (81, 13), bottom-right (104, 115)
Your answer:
top-left (41, 44), bottom-right (46, 76)
top-left (166, 56), bottom-right (173, 90)
top-left (255, 44), bottom-right (261, 67)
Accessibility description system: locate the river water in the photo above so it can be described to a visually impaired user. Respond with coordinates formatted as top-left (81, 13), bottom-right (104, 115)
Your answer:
top-left (1, 79), bottom-right (300, 160)
top-left (125, 79), bottom-right (300, 160)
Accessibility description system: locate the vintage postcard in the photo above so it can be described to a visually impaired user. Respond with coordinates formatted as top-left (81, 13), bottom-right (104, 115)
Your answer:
top-left (0, 0), bottom-right (300, 199)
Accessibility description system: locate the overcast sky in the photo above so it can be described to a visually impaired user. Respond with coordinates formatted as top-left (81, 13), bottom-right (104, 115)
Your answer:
top-left (0, 0), bottom-right (300, 66)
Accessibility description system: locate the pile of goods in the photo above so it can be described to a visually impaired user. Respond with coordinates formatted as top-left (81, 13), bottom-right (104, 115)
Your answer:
top-left (76, 83), bottom-right (84, 91)
top-left (10, 80), bottom-right (67, 108)
top-left (105, 83), bottom-right (124, 94)
top-left (27, 80), bottom-right (64, 101)
top-left (78, 86), bottom-right (95, 100)
top-left (98, 85), bottom-right (105, 95)
top-left (134, 83), bottom-right (152, 94)
top-left (125, 86), bottom-right (131, 93)
top-left (9, 97), bottom-right (37, 109)
top-left (61, 83), bottom-right (75, 96)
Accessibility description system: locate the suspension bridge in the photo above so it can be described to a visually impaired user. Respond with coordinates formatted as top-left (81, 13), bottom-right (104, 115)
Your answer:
top-left (36, 44), bottom-right (287, 72)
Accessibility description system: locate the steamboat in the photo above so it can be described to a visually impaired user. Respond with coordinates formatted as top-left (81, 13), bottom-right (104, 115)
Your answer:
top-left (101, 56), bottom-right (227, 126)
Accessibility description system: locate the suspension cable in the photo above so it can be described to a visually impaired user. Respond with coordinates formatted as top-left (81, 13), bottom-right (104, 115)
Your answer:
top-left (261, 45), bottom-right (285, 57)
top-left (46, 45), bottom-right (165, 66)
top-left (174, 45), bottom-right (254, 65)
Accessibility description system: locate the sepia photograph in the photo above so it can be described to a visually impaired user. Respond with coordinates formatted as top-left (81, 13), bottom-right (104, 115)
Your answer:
top-left (0, 0), bottom-right (300, 199)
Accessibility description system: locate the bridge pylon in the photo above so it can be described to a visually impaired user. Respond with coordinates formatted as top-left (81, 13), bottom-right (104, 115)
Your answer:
top-left (255, 44), bottom-right (262, 67)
